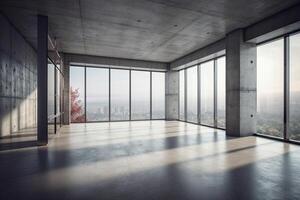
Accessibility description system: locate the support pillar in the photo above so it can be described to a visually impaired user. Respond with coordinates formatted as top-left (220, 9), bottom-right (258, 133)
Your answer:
top-left (63, 55), bottom-right (70, 125)
top-left (226, 29), bottom-right (256, 137)
top-left (37, 15), bottom-right (48, 145)
top-left (166, 69), bottom-right (179, 120)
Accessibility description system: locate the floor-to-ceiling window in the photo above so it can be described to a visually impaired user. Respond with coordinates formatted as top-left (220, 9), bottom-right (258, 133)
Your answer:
top-left (200, 61), bottom-right (214, 126)
top-left (256, 32), bottom-right (300, 143)
top-left (179, 70), bottom-right (185, 120)
top-left (86, 68), bottom-right (109, 122)
top-left (289, 33), bottom-right (300, 141)
top-left (111, 69), bottom-right (130, 121)
top-left (216, 57), bottom-right (226, 128)
top-left (178, 57), bottom-right (226, 129)
top-left (70, 66), bottom-right (85, 122)
top-left (131, 71), bottom-right (151, 120)
top-left (257, 39), bottom-right (284, 138)
top-left (48, 59), bottom-right (64, 133)
top-left (187, 66), bottom-right (198, 123)
top-left (152, 72), bottom-right (165, 119)
top-left (56, 64), bottom-right (62, 129)
top-left (48, 60), bottom-right (55, 133)
top-left (70, 66), bottom-right (165, 122)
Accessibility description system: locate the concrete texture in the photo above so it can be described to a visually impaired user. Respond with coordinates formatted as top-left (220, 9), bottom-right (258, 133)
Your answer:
top-left (245, 4), bottom-right (300, 43)
top-left (64, 53), bottom-right (167, 71)
top-left (1, 121), bottom-right (300, 200)
top-left (0, 13), bottom-right (37, 138)
top-left (165, 69), bottom-right (179, 120)
top-left (37, 15), bottom-right (48, 144)
top-left (0, 0), bottom-right (299, 63)
top-left (170, 39), bottom-right (225, 70)
top-left (62, 53), bottom-right (70, 125)
top-left (226, 29), bottom-right (256, 137)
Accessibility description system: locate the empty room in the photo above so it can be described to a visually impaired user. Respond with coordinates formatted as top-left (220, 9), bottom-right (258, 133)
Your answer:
top-left (1, 0), bottom-right (300, 199)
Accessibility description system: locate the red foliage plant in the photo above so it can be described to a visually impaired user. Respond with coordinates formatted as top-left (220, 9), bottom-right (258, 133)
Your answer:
top-left (70, 87), bottom-right (85, 122)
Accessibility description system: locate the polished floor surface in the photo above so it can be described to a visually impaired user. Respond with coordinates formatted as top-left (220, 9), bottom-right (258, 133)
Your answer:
top-left (1, 121), bottom-right (300, 200)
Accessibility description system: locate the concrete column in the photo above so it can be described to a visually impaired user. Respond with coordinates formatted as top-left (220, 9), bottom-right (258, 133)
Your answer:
top-left (226, 29), bottom-right (256, 137)
top-left (63, 55), bottom-right (70, 125)
top-left (37, 15), bottom-right (48, 145)
top-left (166, 69), bottom-right (179, 120)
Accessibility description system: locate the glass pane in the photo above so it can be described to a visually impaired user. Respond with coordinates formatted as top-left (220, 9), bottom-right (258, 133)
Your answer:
top-left (187, 66), bottom-right (198, 123)
top-left (48, 60), bottom-right (55, 134)
top-left (289, 33), bottom-right (300, 141)
top-left (152, 72), bottom-right (165, 119)
top-left (48, 60), bottom-right (55, 122)
top-left (179, 70), bottom-right (185, 120)
top-left (257, 39), bottom-right (284, 138)
top-left (217, 57), bottom-right (226, 128)
top-left (111, 69), bottom-right (130, 121)
top-left (200, 61), bottom-right (214, 126)
top-left (131, 71), bottom-right (150, 120)
top-left (86, 68), bottom-right (109, 122)
top-left (70, 66), bottom-right (85, 122)
top-left (56, 68), bottom-right (61, 115)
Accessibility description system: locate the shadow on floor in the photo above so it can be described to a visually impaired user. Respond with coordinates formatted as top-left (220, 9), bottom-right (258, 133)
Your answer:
top-left (0, 140), bottom-right (37, 151)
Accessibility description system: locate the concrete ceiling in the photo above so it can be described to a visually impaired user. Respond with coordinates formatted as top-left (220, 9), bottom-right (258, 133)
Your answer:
top-left (0, 0), bottom-right (299, 62)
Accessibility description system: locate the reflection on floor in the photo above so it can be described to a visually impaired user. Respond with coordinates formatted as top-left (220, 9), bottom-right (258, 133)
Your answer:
top-left (1, 121), bottom-right (300, 200)
top-left (0, 127), bottom-right (37, 151)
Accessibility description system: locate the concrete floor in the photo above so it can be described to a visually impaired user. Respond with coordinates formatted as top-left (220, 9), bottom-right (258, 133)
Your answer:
top-left (1, 121), bottom-right (300, 200)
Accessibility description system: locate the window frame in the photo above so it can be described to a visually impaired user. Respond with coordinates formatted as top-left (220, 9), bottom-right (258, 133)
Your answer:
top-left (70, 65), bottom-right (166, 123)
top-left (177, 55), bottom-right (226, 130)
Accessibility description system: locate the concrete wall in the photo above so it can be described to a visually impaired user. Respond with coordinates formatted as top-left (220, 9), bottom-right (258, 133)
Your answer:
top-left (62, 53), bottom-right (70, 125)
top-left (0, 13), bottom-right (37, 138)
top-left (170, 39), bottom-right (225, 70)
top-left (245, 4), bottom-right (300, 43)
top-left (64, 53), bottom-right (168, 71)
top-left (226, 29), bottom-right (256, 137)
top-left (166, 70), bottom-right (179, 120)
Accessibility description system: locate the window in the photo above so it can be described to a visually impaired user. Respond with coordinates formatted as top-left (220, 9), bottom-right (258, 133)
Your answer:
top-left (289, 33), bottom-right (300, 141)
top-left (55, 66), bottom-right (62, 129)
top-left (200, 61), bottom-right (214, 126)
top-left (179, 70), bottom-right (185, 120)
top-left (48, 60), bottom-right (64, 133)
top-left (48, 60), bottom-right (55, 134)
top-left (257, 39), bottom-right (284, 138)
top-left (111, 69), bottom-right (130, 121)
top-left (70, 66), bottom-right (165, 122)
top-left (187, 66), bottom-right (198, 123)
top-left (131, 71), bottom-right (150, 120)
top-left (56, 68), bottom-right (61, 116)
top-left (70, 66), bottom-right (85, 122)
top-left (152, 72), bottom-right (165, 119)
top-left (48, 61), bottom-right (55, 123)
top-left (86, 68), bottom-right (109, 122)
top-left (178, 57), bottom-right (226, 129)
top-left (217, 57), bottom-right (226, 128)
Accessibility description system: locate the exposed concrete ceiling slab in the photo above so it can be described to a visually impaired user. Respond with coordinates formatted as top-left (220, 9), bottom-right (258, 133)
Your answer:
top-left (0, 0), bottom-right (299, 62)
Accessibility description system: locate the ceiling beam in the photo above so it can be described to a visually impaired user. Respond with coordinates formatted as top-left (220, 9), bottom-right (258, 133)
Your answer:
top-left (64, 53), bottom-right (168, 71)
top-left (245, 3), bottom-right (300, 43)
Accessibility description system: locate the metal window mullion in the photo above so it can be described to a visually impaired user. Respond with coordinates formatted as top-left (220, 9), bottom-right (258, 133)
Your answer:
top-left (84, 66), bottom-right (87, 122)
top-left (284, 36), bottom-right (290, 140)
top-left (214, 59), bottom-right (218, 128)
top-left (150, 71), bottom-right (152, 120)
top-left (197, 65), bottom-right (201, 124)
top-left (54, 65), bottom-right (57, 133)
top-left (165, 72), bottom-right (168, 120)
top-left (177, 71), bottom-right (180, 120)
top-left (109, 68), bottom-right (111, 121)
top-left (184, 69), bottom-right (187, 121)
top-left (129, 70), bottom-right (132, 121)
